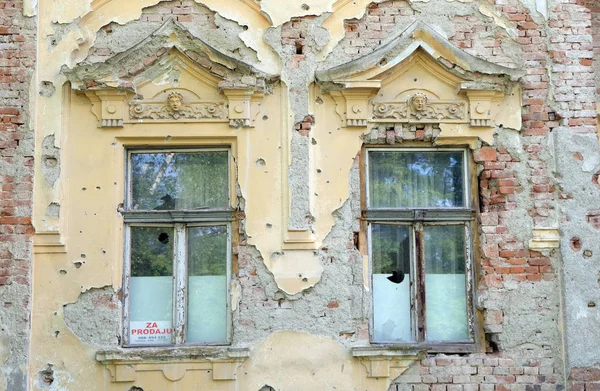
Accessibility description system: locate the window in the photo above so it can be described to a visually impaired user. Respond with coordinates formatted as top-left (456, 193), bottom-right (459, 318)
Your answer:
top-left (366, 148), bottom-right (475, 348)
top-left (122, 149), bottom-right (232, 346)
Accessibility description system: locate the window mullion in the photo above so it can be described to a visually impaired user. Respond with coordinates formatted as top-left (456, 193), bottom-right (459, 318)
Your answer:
top-left (173, 223), bottom-right (187, 345)
top-left (414, 222), bottom-right (426, 342)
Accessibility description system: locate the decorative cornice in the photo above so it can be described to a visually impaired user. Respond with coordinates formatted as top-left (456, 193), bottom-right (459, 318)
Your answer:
top-left (96, 347), bottom-right (250, 383)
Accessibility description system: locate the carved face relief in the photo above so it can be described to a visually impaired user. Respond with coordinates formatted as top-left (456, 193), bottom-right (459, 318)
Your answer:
top-left (167, 93), bottom-right (184, 112)
top-left (410, 93), bottom-right (427, 112)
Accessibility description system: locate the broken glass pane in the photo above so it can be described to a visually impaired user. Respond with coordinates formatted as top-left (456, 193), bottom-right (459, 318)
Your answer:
top-left (369, 151), bottom-right (465, 208)
top-left (129, 226), bottom-right (174, 345)
top-left (372, 224), bottom-right (413, 342)
top-left (424, 225), bottom-right (468, 341)
top-left (186, 225), bottom-right (228, 343)
top-left (130, 151), bottom-right (229, 210)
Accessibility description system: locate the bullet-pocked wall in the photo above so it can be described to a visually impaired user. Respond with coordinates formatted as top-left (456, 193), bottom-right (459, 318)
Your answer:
top-left (11, 0), bottom-right (600, 390)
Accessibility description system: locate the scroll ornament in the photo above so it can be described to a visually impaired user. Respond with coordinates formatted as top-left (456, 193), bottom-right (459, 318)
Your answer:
top-left (129, 92), bottom-right (227, 120)
top-left (373, 93), bottom-right (466, 122)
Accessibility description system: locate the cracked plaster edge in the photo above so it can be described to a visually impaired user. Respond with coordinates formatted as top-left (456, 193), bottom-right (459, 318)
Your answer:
top-left (46, 0), bottom-right (280, 75)
top-left (319, 0), bottom-right (389, 62)
top-left (478, 4), bottom-right (519, 39)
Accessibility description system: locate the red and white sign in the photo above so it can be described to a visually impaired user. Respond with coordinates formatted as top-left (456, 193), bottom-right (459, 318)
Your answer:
top-left (130, 321), bottom-right (172, 345)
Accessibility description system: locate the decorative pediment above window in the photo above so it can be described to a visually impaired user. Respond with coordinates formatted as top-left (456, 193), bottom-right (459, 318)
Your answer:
top-left (63, 20), bottom-right (275, 129)
top-left (317, 21), bottom-right (523, 144)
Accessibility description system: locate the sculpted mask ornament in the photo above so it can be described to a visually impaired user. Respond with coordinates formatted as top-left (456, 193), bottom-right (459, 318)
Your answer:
top-left (410, 93), bottom-right (427, 112)
top-left (167, 92), bottom-right (184, 112)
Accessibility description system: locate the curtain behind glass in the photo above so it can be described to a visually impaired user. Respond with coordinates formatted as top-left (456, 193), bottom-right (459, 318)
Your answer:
top-left (369, 151), bottom-right (464, 208)
top-left (131, 151), bottom-right (229, 210)
top-left (424, 225), bottom-right (468, 341)
top-left (187, 225), bottom-right (228, 343)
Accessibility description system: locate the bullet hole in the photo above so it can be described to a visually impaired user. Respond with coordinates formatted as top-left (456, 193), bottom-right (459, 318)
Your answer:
top-left (96, 186), bottom-right (101, 190)
top-left (59, 270), bottom-right (67, 275)
top-left (588, 301), bottom-right (596, 308)
top-left (39, 364), bottom-right (54, 386)
top-left (114, 181), bottom-right (117, 185)
top-left (128, 387), bottom-right (144, 391)
top-left (39, 81), bottom-right (56, 97)
top-left (298, 274), bottom-right (302, 278)
top-left (301, 3), bottom-right (310, 10)
top-left (260, 386), bottom-right (276, 391)
top-left (44, 156), bottom-right (58, 167)
top-left (102, 249), bottom-right (106, 254)
top-left (74, 262), bottom-right (82, 269)
top-left (414, 78), bottom-right (418, 82)
top-left (242, 25), bottom-right (248, 31)
top-left (262, 115), bottom-right (268, 120)
top-left (80, 254), bottom-right (86, 259)
top-left (158, 232), bottom-right (170, 244)
top-left (266, 223), bottom-right (273, 228)
top-left (302, 278), bottom-right (308, 282)
top-left (311, 138), bottom-right (317, 145)
top-left (315, 97), bottom-right (323, 105)
top-left (570, 237), bottom-right (582, 252)
top-left (379, 58), bottom-right (387, 66)
top-left (256, 158), bottom-right (266, 167)
top-left (165, 135), bottom-right (172, 141)
top-left (316, 169), bottom-right (322, 173)
top-left (82, 187), bottom-right (87, 191)
top-left (583, 250), bottom-right (593, 258)
top-left (54, 331), bottom-right (59, 337)
top-left (295, 40), bottom-right (304, 55)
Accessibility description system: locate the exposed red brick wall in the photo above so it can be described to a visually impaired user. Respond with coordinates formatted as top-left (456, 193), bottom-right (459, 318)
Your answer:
top-left (0, 0), bottom-right (35, 389)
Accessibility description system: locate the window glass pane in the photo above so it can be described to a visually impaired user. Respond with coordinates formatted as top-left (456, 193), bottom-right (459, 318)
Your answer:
top-left (369, 151), bottom-right (465, 208)
top-left (424, 225), bottom-right (469, 341)
top-left (131, 151), bottom-right (229, 210)
top-left (187, 225), bottom-right (228, 343)
top-left (372, 224), bottom-right (413, 342)
top-left (129, 227), bottom-right (174, 345)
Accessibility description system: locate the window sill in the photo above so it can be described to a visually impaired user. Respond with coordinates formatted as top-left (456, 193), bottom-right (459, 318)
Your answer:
top-left (366, 342), bottom-right (479, 354)
top-left (96, 346), bottom-right (250, 383)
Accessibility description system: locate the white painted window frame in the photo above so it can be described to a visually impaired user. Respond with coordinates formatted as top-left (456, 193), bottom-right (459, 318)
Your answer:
top-left (122, 148), bottom-right (233, 347)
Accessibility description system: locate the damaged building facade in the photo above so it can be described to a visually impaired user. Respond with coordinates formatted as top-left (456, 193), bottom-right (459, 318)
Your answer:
top-left (2, 0), bottom-right (600, 389)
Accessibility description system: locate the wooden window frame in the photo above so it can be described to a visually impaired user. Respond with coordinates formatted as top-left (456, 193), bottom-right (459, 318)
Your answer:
top-left (361, 145), bottom-right (483, 353)
top-left (122, 147), bottom-right (234, 347)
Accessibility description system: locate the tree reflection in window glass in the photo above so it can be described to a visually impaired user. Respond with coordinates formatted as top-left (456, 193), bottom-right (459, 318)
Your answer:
top-left (131, 151), bottom-right (229, 210)
top-left (369, 151), bottom-right (464, 208)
